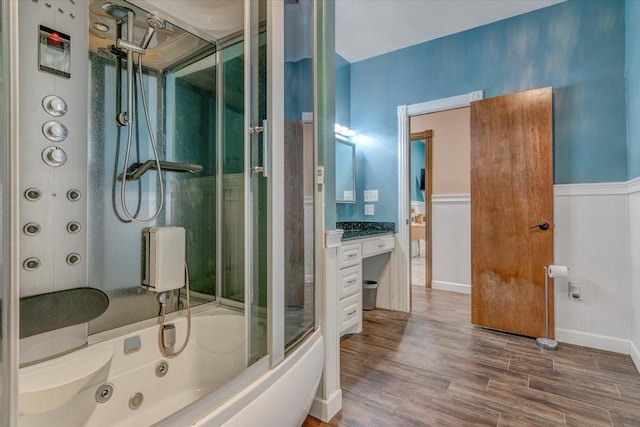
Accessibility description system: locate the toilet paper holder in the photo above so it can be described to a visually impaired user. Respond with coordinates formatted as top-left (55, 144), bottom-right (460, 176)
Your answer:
top-left (537, 264), bottom-right (568, 351)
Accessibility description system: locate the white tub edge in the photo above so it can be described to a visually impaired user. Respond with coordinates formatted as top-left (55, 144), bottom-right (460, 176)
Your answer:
top-left (197, 328), bottom-right (324, 427)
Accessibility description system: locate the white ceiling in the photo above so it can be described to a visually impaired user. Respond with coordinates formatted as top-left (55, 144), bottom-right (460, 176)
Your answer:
top-left (336, 0), bottom-right (564, 63)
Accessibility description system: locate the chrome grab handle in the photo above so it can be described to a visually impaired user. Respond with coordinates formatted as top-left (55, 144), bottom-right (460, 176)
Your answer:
top-left (250, 119), bottom-right (270, 177)
top-left (262, 119), bottom-right (270, 177)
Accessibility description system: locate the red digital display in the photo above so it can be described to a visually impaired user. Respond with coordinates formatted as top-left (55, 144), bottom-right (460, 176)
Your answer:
top-left (46, 33), bottom-right (64, 46)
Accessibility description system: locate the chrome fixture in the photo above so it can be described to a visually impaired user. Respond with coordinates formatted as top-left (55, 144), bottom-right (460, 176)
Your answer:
top-left (23, 257), bottom-right (41, 271)
top-left (101, 3), bottom-right (133, 23)
top-left (536, 266), bottom-right (559, 350)
top-left (118, 160), bottom-right (203, 182)
top-left (155, 360), bottom-right (169, 377)
top-left (24, 188), bottom-right (42, 201)
top-left (103, 4), bottom-right (164, 224)
top-left (23, 223), bottom-right (41, 236)
top-left (67, 189), bottom-right (81, 201)
top-left (139, 14), bottom-right (166, 50)
top-left (95, 383), bottom-right (114, 403)
top-left (66, 221), bottom-right (81, 233)
top-left (42, 146), bottom-right (67, 167)
top-left (129, 392), bottom-right (144, 410)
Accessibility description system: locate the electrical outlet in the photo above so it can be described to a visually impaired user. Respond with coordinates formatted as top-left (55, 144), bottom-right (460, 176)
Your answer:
top-left (364, 204), bottom-right (375, 215)
top-left (364, 190), bottom-right (378, 202)
top-left (568, 283), bottom-right (581, 300)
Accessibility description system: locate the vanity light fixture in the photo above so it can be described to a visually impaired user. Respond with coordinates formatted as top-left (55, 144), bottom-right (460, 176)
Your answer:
top-left (335, 123), bottom-right (356, 138)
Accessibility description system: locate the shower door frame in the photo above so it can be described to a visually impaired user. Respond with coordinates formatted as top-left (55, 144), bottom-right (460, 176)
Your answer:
top-left (2, 1), bottom-right (20, 425)
top-left (244, 0), bottom-right (286, 369)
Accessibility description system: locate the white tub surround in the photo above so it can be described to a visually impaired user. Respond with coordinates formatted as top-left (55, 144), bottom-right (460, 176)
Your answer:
top-left (191, 328), bottom-right (323, 427)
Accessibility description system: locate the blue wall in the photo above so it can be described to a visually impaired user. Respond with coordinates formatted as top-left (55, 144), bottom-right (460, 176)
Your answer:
top-left (627, 0), bottom-right (640, 179)
top-left (285, 58), bottom-right (313, 121)
top-left (336, 53), bottom-right (351, 127)
top-left (344, 0), bottom-right (627, 225)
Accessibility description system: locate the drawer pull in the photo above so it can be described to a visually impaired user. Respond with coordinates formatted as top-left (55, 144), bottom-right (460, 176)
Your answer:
top-left (378, 244), bottom-right (386, 248)
top-left (346, 253), bottom-right (357, 258)
top-left (347, 309), bottom-right (357, 316)
top-left (347, 279), bottom-right (357, 284)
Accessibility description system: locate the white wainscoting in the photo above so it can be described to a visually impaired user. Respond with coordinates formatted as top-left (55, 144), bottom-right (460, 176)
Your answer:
top-left (628, 180), bottom-right (640, 369)
top-left (431, 194), bottom-right (471, 294)
top-left (553, 183), bottom-right (631, 354)
top-left (430, 184), bottom-right (640, 361)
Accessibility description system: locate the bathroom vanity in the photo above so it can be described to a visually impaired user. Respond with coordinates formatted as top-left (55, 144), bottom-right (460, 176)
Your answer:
top-left (331, 223), bottom-right (396, 336)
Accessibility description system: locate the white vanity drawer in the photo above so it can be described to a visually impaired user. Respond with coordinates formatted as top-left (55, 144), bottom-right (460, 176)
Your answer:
top-left (338, 264), bottom-right (361, 299)
top-left (362, 236), bottom-right (395, 257)
top-left (338, 243), bottom-right (361, 268)
top-left (339, 292), bottom-right (361, 334)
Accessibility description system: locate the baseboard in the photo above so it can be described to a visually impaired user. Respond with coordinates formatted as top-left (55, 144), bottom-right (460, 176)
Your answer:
top-left (309, 389), bottom-right (342, 423)
top-left (631, 340), bottom-right (640, 373)
top-left (432, 281), bottom-right (471, 294)
top-left (555, 328), bottom-right (630, 354)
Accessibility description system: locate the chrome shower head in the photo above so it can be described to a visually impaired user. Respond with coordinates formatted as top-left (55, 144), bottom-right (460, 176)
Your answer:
top-left (147, 15), bottom-right (166, 30)
top-left (102, 2), bottom-right (134, 23)
top-left (139, 15), bottom-right (166, 50)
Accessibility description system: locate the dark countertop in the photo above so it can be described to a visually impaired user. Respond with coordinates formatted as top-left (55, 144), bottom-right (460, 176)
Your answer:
top-left (337, 221), bottom-right (396, 241)
top-left (341, 229), bottom-right (395, 241)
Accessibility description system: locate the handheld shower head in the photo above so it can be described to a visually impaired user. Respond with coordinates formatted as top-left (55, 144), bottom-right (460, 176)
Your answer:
top-left (139, 15), bottom-right (166, 50)
top-left (147, 15), bottom-right (166, 30)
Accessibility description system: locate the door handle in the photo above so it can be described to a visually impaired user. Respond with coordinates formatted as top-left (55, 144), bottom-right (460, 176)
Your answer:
top-left (250, 119), bottom-right (270, 177)
top-left (530, 221), bottom-right (550, 231)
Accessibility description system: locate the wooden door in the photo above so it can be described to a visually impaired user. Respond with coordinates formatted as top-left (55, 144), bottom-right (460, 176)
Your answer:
top-left (470, 87), bottom-right (554, 338)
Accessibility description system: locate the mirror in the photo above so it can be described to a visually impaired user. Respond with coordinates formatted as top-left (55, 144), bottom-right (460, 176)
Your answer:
top-left (335, 136), bottom-right (355, 203)
top-left (410, 139), bottom-right (426, 203)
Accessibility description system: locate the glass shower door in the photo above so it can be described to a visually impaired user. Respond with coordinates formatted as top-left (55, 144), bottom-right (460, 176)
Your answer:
top-left (247, 0), bottom-right (269, 365)
top-left (283, 0), bottom-right (315, 350)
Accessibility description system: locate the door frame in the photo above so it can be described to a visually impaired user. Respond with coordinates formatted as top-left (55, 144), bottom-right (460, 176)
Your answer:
top-left (409, 130), bottom-right (433, 289)
top-left (395, 90), bottom-right (483, 312)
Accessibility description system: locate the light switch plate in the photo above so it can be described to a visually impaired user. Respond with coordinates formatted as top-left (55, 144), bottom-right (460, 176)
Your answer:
top-left (364, 190), bottom-right (378, 202)
top-left (364, 204), bottom-right (374, 215)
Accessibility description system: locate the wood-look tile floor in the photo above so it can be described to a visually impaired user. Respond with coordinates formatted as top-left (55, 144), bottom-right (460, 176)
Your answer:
top-left (303, 286), bottom-right (640, 426)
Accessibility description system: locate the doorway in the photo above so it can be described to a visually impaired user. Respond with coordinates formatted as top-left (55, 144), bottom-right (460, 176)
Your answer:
top-left (396, 91), bottom-right (483, 313)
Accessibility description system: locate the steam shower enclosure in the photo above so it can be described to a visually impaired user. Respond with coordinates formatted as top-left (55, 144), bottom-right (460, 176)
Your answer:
top-left (1, 0), bottom-right (321, 425)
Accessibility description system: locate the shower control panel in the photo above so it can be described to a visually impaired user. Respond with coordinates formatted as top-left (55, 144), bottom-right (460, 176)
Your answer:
top-left (38, 25), bottom-right (71, 78)
top-left (18, 0), bottom-right (88, 311)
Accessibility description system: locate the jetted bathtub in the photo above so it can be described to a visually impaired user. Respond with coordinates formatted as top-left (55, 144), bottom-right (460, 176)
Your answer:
top-left (18, 305), bottom-right (323, 427)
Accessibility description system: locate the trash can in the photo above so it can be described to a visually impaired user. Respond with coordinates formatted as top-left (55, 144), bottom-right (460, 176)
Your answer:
top-left (362, 280), bottom-right (378, 311)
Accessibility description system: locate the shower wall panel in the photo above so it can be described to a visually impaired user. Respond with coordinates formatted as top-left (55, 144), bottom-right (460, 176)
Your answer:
top-left (87, 35), bottom-right (218, 333)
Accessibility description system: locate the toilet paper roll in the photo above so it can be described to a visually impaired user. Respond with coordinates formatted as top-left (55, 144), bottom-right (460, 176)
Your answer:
top-left (547, 265), bottom-right (568, 278)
